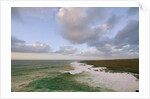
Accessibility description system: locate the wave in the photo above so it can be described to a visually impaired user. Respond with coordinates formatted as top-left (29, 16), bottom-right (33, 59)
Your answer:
top-left (64, 61), bottom-right (139, 92)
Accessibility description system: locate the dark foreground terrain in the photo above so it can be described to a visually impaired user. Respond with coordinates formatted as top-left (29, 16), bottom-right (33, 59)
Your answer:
top-left (81, 59), bottom-right (139, 74)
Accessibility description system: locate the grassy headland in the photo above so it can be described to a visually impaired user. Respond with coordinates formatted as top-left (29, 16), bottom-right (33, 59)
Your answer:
top-left (81, 59), bottom-right (139, 74)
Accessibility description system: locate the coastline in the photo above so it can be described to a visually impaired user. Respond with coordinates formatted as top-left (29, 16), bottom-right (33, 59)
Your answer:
top-left (80, 59), bottom-right (139, 74)
top-left (66, 61), bottom-right (139, 92)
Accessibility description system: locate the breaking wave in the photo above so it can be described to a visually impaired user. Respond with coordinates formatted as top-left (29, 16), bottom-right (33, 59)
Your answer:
top-left (64, 61), bottom-right (139, 92)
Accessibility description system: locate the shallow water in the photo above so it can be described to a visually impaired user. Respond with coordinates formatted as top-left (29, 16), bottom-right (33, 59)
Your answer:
top-left (64, 61), bottom-right (139, 92)
top-left (11, 60), bottom-right (139, 92)
top-left (11, 60), bottom-right (74, 91)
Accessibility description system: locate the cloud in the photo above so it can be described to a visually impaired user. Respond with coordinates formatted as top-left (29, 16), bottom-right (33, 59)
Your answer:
top-left (115, 20), bottom-right (139, 46)
top-left (11, 36), bottom-right (77, 55)
top-left (11, 36), bottom-right (51, 53)
top-left (11, 36), bottom-right (25, 45)
top-left (87, 20), bottom-right (139, 58)
top-left (56, 7), bottom-right (110, 44)
top-left (11, 7), bottom-right (56, 22)
top-left (77, 49), bottom-right (103, 56)
top-left (127, 7), bottom-right (139, 16)
top-left (56, 7), bottom-right (123, 45)
top-left (106, 14), bottom-right (122, 29)
top-left (77, 50), bottom-right (93, 56)
top-left (86, 7), bottom-right (110, 22)
top-left (11, 7), bottom-right (139, 59)
top-left (11, 7), bottom-right (22, 21)
top-left (55, 46), bottom-right (77, 55)
top-left (56, 7), bottom-right (139, 58)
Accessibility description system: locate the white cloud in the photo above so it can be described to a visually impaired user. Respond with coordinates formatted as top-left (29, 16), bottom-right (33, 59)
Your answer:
top-left (55, 46), bottom-right (77, 55)
top-left (56, 7), bottom-right (110, 44)
top-left (111, 48), bottom-right (122, 52)
top-left (77, 49), bottom-right (103, 56)
top-left (11, 36), bottom-right (51, 53)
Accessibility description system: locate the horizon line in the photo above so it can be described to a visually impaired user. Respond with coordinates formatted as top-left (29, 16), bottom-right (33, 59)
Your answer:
top-left (11, 58), bottom-right (139, 61)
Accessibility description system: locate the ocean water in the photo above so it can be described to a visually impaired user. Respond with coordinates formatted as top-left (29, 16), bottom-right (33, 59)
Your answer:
top-left (11, 60), bottom-right (139, 92)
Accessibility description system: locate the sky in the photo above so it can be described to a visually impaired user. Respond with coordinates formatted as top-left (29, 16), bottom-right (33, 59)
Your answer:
top-left (11, 7), bottom-right (139, 60)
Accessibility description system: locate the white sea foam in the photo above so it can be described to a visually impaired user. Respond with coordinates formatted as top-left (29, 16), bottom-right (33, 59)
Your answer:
top-left (65, 61), bottom-right (139, 92)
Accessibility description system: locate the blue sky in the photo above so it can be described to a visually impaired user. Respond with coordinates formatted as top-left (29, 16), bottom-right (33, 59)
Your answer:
top-left (11, 7), bottom-right (139, 60)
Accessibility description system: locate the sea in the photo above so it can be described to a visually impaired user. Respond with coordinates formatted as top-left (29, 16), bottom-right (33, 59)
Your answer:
top-left (11, 60), bottom-right (139, 92)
